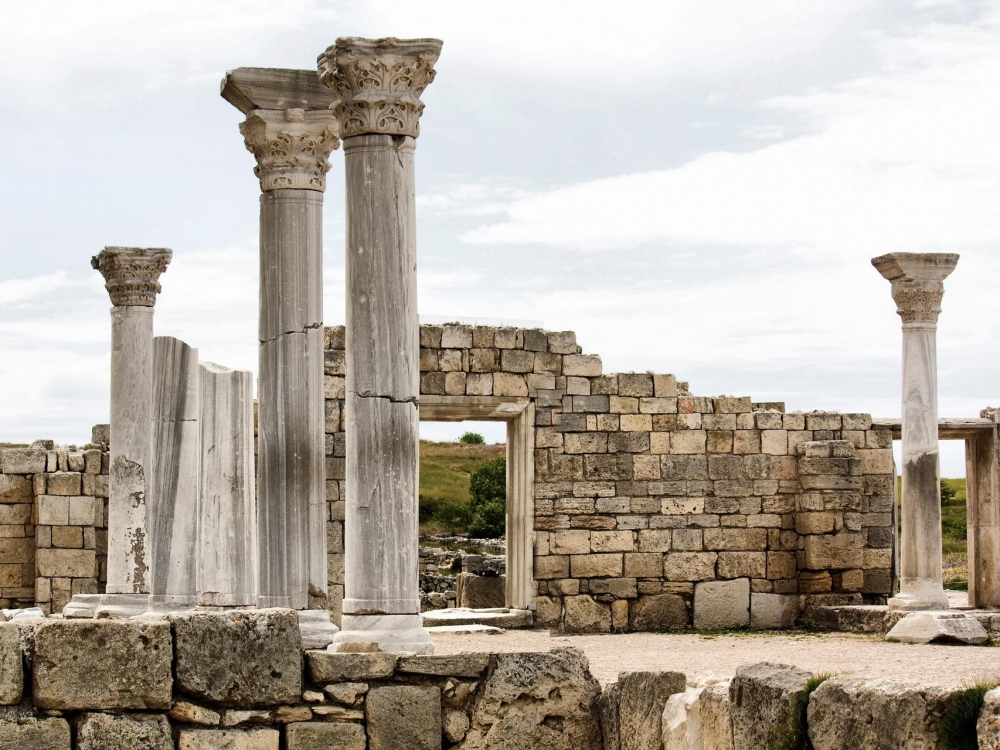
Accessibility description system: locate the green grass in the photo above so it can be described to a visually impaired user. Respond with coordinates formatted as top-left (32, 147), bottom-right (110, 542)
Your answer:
top-left (938, 681), bottom-right (1000, 750)
top-left (771, 674), bottom-right (833, 750)
top-left (419, 440), bottom-right (504, 535)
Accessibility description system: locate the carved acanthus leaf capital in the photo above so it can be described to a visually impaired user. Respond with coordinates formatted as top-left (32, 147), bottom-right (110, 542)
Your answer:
top-left (92, 247), bottom-right (172, 307)
top-left (889, 279), bottom-right (946, 326)
top-left (317, 37), bottom-right (443, 139)
top-left (872, 252), bottom-right (959, 328)
top-left (240, 108), bottom-right (340, 192)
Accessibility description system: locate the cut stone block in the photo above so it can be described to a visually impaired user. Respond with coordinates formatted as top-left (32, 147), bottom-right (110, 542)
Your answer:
top-left (306, 651), bottom-right (397, 682)
top-left (457, 573), bottom-right (505, 609)
top-left (700, 682), bottom-right (735, 750)
top-left (460, 648), bottom-right (602, 749)
top-left (177, 728), bottom-right (280, 749)
top-left (629, 594), bottom-right (688, 630)
top-left (77, 713), bottom-right (172, 750)
top-left (662, 688), bottom-right (703, 750)
top-left (807, 677), bottom-right (954, 750)
top-left (285, 722), bottom-right (366, 750)
top-left (397, 653), bottom-right (491, 677)
top-left (885, 611), bottom-right (988, 645)
top-left (599, 682), bottom-right (621, 750)
top-left (367, 685), bottom-right (441, 750)
top-left (32, 619), bottom-right (172, 710)
top-left (0, 624), bottom-right (23, 705)
top-left (172, 609), bottom-right (301, 706)
top-left (0, 717), bottom-right (71, 749)
top-left (618, 671), bottom-right (687, 750)
top-left (730, 662), bottom-right (811, 750)
top-left (563, 595), bottom-right (611, 633)
top-left (749, 593), bottom-right (800, 629)
top-left (978, 687), bottom-right (1000, 750)
top-left (694, 579), bottom-right (750, 630)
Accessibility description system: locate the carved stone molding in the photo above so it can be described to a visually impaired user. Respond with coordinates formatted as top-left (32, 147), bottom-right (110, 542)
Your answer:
top-left (872, 252), bottom-right (960, 328)
top-left (317, 36), bottom-right (443, 139)
top-left (889, 279), bottom-right (946, 326)
top-left (240, 108), bottom-right (340, 192)
top-left (92, 247), bottom-right (172, 307)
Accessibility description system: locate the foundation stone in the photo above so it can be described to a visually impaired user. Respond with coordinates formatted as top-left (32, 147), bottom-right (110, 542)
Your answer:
top-left (367, 685), bottom-right (442, 750)
top-left (0, 717), bottom-right (71, 749)
top-left (729, 662), bottom-right (811, 750)
top-left (77, 712), bottom-right (172, 750)
top-left (0, 624), bottom-right (23, 704)
top-left (694, 579), bottom-right (750, 629)
top-left (285, 722), bottom-right (366, 750)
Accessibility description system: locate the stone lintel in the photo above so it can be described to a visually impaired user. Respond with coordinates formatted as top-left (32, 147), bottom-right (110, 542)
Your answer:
top-left (871, 252), bottom-right (960, 283)
top-left (92, 246), bottom-right (172, 307)
top-left (220, 67), bottom-right (334, 113)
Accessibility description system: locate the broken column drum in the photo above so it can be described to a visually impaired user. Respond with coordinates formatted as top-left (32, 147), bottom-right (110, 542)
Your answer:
top-left (320, 36), bottom-right (442, 654)
top-left (224, 69), bottom-right (341, 616)
top-left (873, 252), bottom-right (959, 611)
top-left (91, 246), bottom-right (172, 618)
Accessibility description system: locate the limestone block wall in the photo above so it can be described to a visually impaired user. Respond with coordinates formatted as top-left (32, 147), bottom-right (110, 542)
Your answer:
top-left (0, 427), bottom-right (110, 614)
top-left (324, 324), bottom-right (896, 632)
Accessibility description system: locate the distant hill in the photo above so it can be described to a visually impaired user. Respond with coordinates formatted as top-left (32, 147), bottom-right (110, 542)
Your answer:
top-left (419, 440), bottom-right (504, 534)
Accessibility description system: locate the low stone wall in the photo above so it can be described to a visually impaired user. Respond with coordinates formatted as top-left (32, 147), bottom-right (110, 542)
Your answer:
top-left (0, 610), bottom-right (604, 749)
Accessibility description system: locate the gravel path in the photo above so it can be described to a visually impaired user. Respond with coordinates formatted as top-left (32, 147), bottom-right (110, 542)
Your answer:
top-left (430, 629), bottom-right (1000, 687)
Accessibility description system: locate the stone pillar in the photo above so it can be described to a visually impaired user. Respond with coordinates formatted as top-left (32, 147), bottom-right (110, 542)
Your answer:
top-left (221, 68), bottom-right (340, 643)
top-left (197, 362), bottom-right (257, 607)
top-left (968, 407), bottom-right (1000, 607)
top-left (91, 246), bottom-right (172, 618)
top-left (873, 252), bottom-right (959, 611)
top-left (319, 36), bottom-right (442, 654)
top-left (149, 336), bottom-right (200, 611)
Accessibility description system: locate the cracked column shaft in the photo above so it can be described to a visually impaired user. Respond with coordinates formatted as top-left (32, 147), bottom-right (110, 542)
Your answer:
top-left (874, 252), bottom-right (959, 611)
top-left (320, 36), bottom-right (442, 654)
top-left (92, 246), bottom-right (171, 618)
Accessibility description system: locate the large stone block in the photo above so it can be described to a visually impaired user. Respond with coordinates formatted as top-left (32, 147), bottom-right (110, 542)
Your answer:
top-left (629, 594), bottom-right (688, 630)
top-left (978, 687), bottom-right (1000, 749)
top-left (33, 620), bottom-right (172, 710)
top-left (750, 593), bottom-right (800, 629)
top-left (77, 713), bottom-right (172, 750)
top-left (618, 671), bottom-right (687, 750)
top-left (177, 728), bottom-right (280, 749)
top-left (807, 677), bottom-right (953, 750)
top-left (563, 595), bottom-right (611, 633)
top-left (730, 662), bottom-right (811, 750)
top-left (804, 533), bottom-right (864, 569)
top-left (0, 624), bottom-right (23, 705)
top-left (0, 717), bottom-right (71, 749)
top-left (457, 648), bottom-right (602, 750)
top-left (457, 573), bottom-right (505, 609)
top-left (694, 579), bottom-right (750, 629)
top-left (307, 651), bottom-right (397, 682)
top-left (0, 449), bottom-right (46, 474)
top-left (285, 722), bottom-right (366, 750)
top-left (172, 610), bottom-right (301, 706)
top-left (398, 653), bottom-right (491, 678)
top-left (0, 475), bottom-right (33, 503)
top-left (367, 685), bottom-right (441, 750)
top-left (700, 682), bottom-right (735, 750)
top-left (599, 682), bottom-right (621, 750)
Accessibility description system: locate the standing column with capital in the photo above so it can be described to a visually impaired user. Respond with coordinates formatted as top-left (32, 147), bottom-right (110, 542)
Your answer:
top-left (92, 246), bottom-right (172, 618)
top-left (873, 252), bottom-right (959, 611)
top-left (221, 69), bottom-right (341, 642)
top-left (319, 37), bottom-right (442, 654)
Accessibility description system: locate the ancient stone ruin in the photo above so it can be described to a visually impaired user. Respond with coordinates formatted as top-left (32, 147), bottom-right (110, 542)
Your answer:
top-left (0, 33), bottom-right (998, 750)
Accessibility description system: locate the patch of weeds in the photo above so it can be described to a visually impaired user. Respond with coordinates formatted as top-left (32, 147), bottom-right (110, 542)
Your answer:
top-left (770, 674), bottom-right (832, 750)
top-left (938, 680), bottom-right (1000, 750)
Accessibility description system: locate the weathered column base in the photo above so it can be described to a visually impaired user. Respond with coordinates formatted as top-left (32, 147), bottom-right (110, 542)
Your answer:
top-left (149, 595), bottom-right (199, 613)
top-left (95, 593), bottom-right (150, 619)
top-left (62, 594), bottom-right (105, 619)
top-left (329, 615), bottom-right (433, 655)
top-left (886, 611), bottom-right (987, 644)
top-left (888, 586), bottom-right (950, 612)
top-left (298, 609), bottom-right (340, 650)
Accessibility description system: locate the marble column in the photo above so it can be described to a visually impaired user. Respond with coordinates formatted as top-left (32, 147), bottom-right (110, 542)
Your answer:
top-left (319, 37), bottom-right (442, 654)
top-left (149, 336), bottom-right (200, 611)
top-left (92, 246), bottom-right (172, 618)
top-left (198, 362), bottom-right (257, 607)
top-left (873, 252), bottom-right (959, 611)
top-left (221, 68), bottom-right (340, 642)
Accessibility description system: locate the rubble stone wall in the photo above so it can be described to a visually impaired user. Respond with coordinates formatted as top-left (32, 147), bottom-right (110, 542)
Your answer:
top-left (324, 324), bottom-right (897, 632)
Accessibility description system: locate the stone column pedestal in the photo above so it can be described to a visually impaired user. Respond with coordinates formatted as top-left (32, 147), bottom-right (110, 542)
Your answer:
top-left (873, 252), bottom-right (959, 612)
top-left (319, 36), bottom-right (442, 655)
top-left (89, 247), bottom-right (171, 619)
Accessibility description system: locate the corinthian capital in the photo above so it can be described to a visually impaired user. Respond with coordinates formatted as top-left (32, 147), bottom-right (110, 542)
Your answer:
top-left (240, 108), bottom-right (340, 192)
top-left (92, 247), bottom-right (172, 307)
top-left (872, 252), bottom-right (960, 327)
top-left (317, 37), bottom-right (443, 139)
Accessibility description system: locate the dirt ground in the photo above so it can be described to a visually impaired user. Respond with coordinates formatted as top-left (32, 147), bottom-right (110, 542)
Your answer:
top-left (430, 628), bottom-right (1000, 687)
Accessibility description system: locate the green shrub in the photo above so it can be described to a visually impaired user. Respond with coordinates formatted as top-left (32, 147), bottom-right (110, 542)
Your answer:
top-left (469, 457), bottom-right (506, 511)
top-left (770, 674), bottom-right (832, 750)
top-left (941, 480), bottom-right (958, 504)
top-left (459, 431), bottom-right (486, 445)
top-left (469, 498), bottom-right (506, 538)
top-left (938, 682), bottom-right (999, 750)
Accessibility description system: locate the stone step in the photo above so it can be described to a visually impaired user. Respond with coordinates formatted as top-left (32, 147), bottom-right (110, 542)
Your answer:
top-left (421, 607), bottom-right (533, 629)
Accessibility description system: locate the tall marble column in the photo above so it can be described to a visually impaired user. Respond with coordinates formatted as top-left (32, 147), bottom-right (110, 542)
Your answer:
top-left (92, 246), bottom-right (172, 618)
top-left (319, 37), bottom-right (442, 654)
top-left (221, 69), bottom-right (340, 640)
top-left (873, 252), bottom-right (960, 611)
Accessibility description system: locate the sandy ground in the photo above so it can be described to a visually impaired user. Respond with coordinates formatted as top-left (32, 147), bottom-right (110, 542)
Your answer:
top-left (430, 628), bottom-right (1000, 687)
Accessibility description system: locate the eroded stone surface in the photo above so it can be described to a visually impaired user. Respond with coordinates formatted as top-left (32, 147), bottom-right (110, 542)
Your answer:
top-left (398, 653), bottom-right (491, 677)
top-left (367, 685), bottom-right (442, 750)
top-left (33, 619), bottom-right (172, 710)
top-left (730, 662), bottom-right (811, 750)
top-left (77, 713), bottom-right (172, 750)
top-left (977, 687), bottom-right (1000, 750)
top-left (456, 648), bottom-right (602, 750)
top-left (307, 651), bottom-right (397, 682)
top-left (700, 681), bottom-right (735, 750)
top-left (695, 579), bottom-right (750, 630)
top-left (885, 611), bottom-right (987, 645)
top-left (173, 610), bottom-right (301, 706)
top-left (177, 728), bottom-right (280, 749)
top-left (619, 671), bottom-right (687, 750)
top-left (0, 624), bottom-right (23, 705)
top-left (285, 721), bottom-right (366, 750)
top-left (0, 717), bottom-right (71, 749)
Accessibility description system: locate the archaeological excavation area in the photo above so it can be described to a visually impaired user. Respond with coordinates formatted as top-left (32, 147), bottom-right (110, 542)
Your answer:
top-left (0, 34), bottom-right (998, 750)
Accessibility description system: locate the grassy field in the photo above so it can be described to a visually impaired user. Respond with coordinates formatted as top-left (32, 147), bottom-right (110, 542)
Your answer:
top-left (419, 440), bottom-right (505, 535)
top-left (940, 477), bottom-right (968, 590)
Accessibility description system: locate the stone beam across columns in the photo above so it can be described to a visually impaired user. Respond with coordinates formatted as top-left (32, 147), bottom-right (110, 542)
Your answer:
top-left (91, 246), bottom-right (171, 619)
top-left (873, 252), bottom-right (959, 611)
top-left (319, 36), bottom-right (442, 655)
top-left (222, 67), bottom-right (340, 644)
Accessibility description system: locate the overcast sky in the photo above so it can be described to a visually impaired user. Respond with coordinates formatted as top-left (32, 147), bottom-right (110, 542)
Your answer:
top-left (1, 0), bottom-right (998, 474)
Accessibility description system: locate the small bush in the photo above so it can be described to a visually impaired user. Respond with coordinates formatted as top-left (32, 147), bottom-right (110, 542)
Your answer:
top-left (771, 674), bottom-right (832, 750)
top-left (459, 431), bottom-right (485, 445)
top-left (468, 498), bottom-right (506, 538)
top-left (938, 681), bottom-right (999, 750)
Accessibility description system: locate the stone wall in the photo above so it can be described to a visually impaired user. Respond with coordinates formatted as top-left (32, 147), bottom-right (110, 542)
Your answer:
top-left (0, 427), bottom-right (109, 614)
top-left (324, 324), bottom-right (897, 632)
